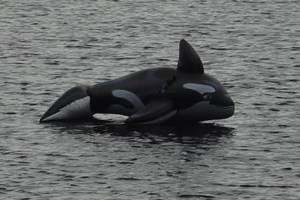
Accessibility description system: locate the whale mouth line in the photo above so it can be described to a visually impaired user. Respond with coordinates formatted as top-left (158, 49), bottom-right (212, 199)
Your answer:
top-left (211, 105), bottom-right (235, 119)
top-left (212, 105), bottom-right (235, 109)
top-left (210, 104), bottom-right (235, 114)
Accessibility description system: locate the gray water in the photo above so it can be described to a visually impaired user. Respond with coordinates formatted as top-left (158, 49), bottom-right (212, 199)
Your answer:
top-left (1, 0), bottom-right (299, 199)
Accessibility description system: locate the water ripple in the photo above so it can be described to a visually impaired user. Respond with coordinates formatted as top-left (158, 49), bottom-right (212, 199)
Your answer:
top-left (1, 0), bottom-right (300, 199)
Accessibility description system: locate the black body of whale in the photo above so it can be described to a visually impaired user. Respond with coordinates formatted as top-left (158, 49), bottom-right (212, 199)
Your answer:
top-left (40, 39), bottom-right (234, 124)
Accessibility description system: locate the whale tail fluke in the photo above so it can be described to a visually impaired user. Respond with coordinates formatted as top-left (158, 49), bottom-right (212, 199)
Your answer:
top-left (40, 85), bottom-right (94, 122)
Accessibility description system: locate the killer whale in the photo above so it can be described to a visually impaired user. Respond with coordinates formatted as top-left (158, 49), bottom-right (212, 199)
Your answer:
top-left (40, 39), bottom-right (234, 124)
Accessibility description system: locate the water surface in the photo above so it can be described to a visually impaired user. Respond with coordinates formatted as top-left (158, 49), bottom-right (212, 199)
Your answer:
top-left (1, 0), bottom-right (299, 199)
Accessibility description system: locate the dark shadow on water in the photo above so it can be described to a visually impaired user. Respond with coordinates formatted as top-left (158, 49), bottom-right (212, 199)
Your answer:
top-left (41, 118), bottom-right (235, 145)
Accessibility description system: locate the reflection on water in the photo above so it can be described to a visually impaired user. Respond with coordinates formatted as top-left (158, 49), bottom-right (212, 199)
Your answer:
top-left (32, 120), bottom-right (236, 199)
top-left (47, 119), bottom-right (234, 146)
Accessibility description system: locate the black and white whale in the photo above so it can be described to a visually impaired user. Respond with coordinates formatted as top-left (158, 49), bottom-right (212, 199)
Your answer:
top-left (40, 39), bottom-right (234, 124)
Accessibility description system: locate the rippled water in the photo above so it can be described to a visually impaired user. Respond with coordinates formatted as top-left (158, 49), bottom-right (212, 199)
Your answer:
top-left (1, 0), bottom-right (299, 199)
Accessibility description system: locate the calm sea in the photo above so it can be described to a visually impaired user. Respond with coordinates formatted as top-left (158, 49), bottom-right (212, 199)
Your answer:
top-left (0, 0), bottom-right (299, 199)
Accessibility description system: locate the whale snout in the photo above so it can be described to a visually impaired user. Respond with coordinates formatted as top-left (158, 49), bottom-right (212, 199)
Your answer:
top-left (212, 92), bottom-right (235, 118)
top-left (222, 103), bottom-right (235, 119)
top-left (40, 85), bottom-right (93, 122)
top-left (227, 96), bottom-right (235, 117)
top-left (215, 93), bottom-right (235, 119)
top-left (210, 92), bottom-right (234, 107)
top-left (226, 94), bottom-right (234, 108)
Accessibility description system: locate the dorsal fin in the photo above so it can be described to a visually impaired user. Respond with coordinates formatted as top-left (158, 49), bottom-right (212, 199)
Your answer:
top-left (177, 39), bottom-right (204, 73)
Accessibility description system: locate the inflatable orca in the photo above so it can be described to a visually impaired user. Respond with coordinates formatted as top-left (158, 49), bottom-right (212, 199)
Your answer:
top-left (40, 39), bottom-right (234, 124)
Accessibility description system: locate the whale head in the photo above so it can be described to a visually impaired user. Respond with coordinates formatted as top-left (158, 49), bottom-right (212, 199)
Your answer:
top-left (175, 75), bottom-right (234, 121)
top-left (173, 39), bottom-right (234, 121)
top-left (125, 39), bottom-right (234, 124)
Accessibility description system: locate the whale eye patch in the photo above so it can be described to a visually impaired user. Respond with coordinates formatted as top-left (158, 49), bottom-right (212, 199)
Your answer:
top-left (182, 83), bottom-right (215, 95)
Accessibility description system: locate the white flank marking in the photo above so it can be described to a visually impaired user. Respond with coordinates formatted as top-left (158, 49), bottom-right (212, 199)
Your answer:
top-left (112, 90), bottom-right (144, 109)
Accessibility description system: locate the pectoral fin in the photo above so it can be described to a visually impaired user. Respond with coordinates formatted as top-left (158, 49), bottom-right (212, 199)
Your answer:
top-left (125, 97), bottom-right (177, 124)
